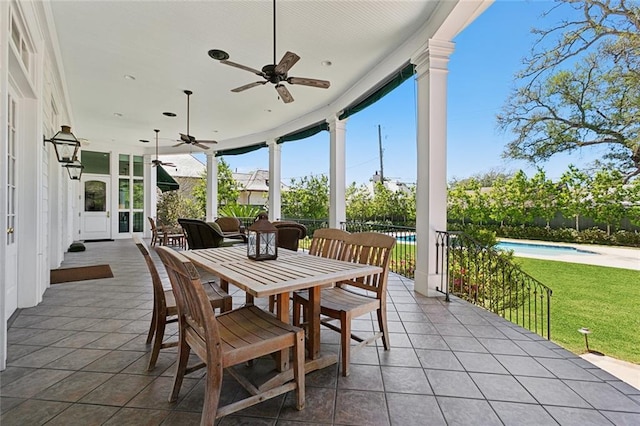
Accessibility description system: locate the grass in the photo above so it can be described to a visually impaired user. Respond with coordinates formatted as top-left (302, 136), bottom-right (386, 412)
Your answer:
top-left (516, 258), bottom-right (640, 364)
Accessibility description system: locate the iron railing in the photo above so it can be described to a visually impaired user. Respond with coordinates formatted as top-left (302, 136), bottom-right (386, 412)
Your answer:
top-left (233, 217), bottom-right (551, 338)
top-left (436, 231), bottom-right (553, 339)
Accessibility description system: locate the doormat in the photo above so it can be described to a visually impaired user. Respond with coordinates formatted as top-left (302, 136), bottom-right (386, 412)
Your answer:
top-left (50, 264), bottom-right (113, 284)
top-left (83, 239), bottom-right (114, 243)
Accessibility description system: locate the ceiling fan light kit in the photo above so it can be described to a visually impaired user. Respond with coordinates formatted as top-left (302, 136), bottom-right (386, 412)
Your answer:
top-left (210, 0), bottom-right (330, 104)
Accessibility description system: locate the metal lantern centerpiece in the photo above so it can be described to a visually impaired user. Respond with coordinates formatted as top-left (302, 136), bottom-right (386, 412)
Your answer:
top-left (247, 213), bottom-right (278, 261)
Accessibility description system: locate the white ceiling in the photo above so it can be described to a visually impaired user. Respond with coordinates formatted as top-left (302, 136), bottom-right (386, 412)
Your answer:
top-left (47, 0), bottom-right (486, 156)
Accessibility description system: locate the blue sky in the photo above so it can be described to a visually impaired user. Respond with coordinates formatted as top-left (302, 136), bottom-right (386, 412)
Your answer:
top-left (208, 0), bottom-right (601, 186)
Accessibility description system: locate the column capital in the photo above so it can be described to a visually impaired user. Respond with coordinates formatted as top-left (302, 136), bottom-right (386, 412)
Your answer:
top-left (206, 152), bottom-right (216, 160)
top-left (412, 39), bottom-right (455, 76)
top-left (327, 115), bottom-right (348, 129)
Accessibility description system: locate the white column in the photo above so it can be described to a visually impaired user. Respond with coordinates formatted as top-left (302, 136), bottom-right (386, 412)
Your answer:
top-left (412, 39), bottom-right (454, 297)
top-left (268, 141), bottom-right (282, 221)
top-left (329, 117), bottom-right (347, 228)
top-left (206, 153), bottom-right (218, 221)
top-left (143, 154), bottom-right (156, 238)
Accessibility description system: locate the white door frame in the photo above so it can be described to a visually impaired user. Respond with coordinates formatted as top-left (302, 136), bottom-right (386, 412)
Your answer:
top-left (81, 175), bottom-right (112, 240)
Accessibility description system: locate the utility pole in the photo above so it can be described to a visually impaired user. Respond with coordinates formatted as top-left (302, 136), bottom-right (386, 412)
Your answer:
top-left (377, 124), bottom-right (384, 182)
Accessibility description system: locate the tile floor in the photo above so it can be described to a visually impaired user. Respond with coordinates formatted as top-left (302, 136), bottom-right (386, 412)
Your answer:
top-left (1, 239), bottom-right (639, 425)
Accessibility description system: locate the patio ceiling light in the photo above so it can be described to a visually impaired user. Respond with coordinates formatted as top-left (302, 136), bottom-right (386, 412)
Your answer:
top-left (64, 159), bottom-right (84, 180)
top-left (43, 125), bottom-right (81, 163)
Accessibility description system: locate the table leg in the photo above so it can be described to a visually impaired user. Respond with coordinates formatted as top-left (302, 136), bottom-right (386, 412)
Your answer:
top-left (308, 286), bottom-right (321, 360)
top-left (276, 292), bottom-right (290, 372)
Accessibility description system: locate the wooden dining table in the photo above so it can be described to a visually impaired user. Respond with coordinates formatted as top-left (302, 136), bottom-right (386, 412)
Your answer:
top-left (181, 245), bottom-right (382, 389)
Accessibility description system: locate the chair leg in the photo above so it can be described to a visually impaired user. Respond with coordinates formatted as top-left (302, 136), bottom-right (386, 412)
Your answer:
top-left (146, 306), bottom-right (157, 344)
top-left (222, 295), bottom-right (233, 313)
top-left (200, 361), bottom-right (222, 425)
top-left (268, 295), bottom-right (275, 313)
top-left (377, 306), bottom-right (390, 351)
top-left (340, 312), bottom-right (351, 377)
top-left (147, 315), bottom-right (166, 371)
top-left (169, 337), bottom-right (191, 403)
top-left (293, 330), bottom-right (306, 410)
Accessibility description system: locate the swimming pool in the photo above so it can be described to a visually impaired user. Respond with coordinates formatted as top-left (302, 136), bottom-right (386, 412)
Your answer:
top-left (396, 235), bottom-right (597, 257)
top-left (495, 241), bottom-right (596, 256)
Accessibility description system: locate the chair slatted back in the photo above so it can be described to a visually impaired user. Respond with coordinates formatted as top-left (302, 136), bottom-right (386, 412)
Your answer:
top-left (156, 246), bottom-right (223, 369)
top-left (338, 232), bottom-right (396, 296)
top-left (133, 235), bottom-right (167, 311)
top-left (308, 228), bottom-right (350, 260)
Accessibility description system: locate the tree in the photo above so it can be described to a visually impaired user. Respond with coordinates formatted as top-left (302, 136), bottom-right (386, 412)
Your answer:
top-left (193, 158), bottom-right (240, 214)
top-left (558, 165), bottom-right (592, 231)
top-left (281, 175), bottom-right (329, 219)
top-left (157, 191), bottom-right (203, 228)
top-left (588, 169), bottom-right (627, 235)
top-left (346, 183), bottom-right (373, 221)
top-left (498, 0), bottom-right (640, 182)
top-left (528, 169), bottom-right (559, 228)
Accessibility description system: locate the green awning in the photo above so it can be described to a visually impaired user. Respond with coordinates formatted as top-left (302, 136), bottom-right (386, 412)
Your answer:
top-left (277, 121), bottom-right (329, 144)
top-left (215, 142), bottom-right (268, 157)
top-left (156, 165), bottom-right (179, 192)
top-left (338, 62), bottom-right (415, 120)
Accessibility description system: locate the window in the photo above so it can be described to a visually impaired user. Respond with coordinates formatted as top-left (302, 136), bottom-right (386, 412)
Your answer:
top-left (81, 151), bottom-right (110, 174)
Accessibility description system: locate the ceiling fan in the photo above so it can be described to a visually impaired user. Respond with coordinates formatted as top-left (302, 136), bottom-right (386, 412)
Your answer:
top-left (152, 129), bottom-right (175, 167)
top-left (172, 90), bottom-right (217, 150)
top-left (208, 0), bottom-right (330, 104)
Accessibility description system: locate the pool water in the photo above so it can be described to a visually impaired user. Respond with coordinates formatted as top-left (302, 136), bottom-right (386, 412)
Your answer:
top-left (495, 241), bottom-right (596, 256)
top-left (396, 235), bottom-right (597, 257)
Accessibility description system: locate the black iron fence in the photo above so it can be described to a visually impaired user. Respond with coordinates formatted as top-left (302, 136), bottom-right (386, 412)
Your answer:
top-left (436, 230), bottom-right (552, 339)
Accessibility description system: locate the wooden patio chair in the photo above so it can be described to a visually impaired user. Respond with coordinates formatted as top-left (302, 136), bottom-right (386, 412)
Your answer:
top-left (291, 228), bottom-right (350, 322)
top-left (292, 231), bottom-right (396, 376)
top-left (148, 216), bottom-right (185, 248)
top-left (133, 236), bottom-right (232, 371)
top-left (155, 246), bottom-right (305, 423)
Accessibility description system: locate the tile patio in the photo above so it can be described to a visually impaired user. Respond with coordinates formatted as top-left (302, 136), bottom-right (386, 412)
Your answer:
top-left (2, 239), bottom-right (639, 425)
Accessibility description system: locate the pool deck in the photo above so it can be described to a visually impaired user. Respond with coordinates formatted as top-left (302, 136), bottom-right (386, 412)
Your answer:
top-left (499, 239), bottom-right (640, 271)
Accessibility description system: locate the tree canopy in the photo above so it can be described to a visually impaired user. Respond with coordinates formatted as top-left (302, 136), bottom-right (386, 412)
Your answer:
top-left (193, 158), bottom-right (240, 214)
top-left (498, 0), bottom-right (640, 182)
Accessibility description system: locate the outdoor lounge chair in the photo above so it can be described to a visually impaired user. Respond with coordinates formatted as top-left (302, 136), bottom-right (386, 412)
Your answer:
top-left (178, 218), bottom-right (243, 249)
top-left (215, 216), bottom-right (247, 242)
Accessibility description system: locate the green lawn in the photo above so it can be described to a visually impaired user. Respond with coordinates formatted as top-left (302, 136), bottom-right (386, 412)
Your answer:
top-left (516, 258), bottom-right (640, 364)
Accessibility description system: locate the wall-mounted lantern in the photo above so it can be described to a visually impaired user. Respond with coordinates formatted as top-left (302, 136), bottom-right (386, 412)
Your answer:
top-left (44, 125), bottom-right (81, 163)
top-left (64, 159), bottom-right (84, 180)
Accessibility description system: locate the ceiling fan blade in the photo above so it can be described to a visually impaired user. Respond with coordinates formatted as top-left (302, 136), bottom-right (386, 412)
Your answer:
top-left (193, 142), bottom-right (211, 150)
top-left (274, 51), bottom-right (300, 74)
top-left (172, 142), bottom-right (185, 147)
top-left (275, 84), bottom-right (294, 104)
top-left (287, 77), bottom-right (331, 89)
top-left (220, 60), bottom-right (263, 76)
top-left (231, 81), bottom-right (267, 93)
top-left (164, 162), bottom-right (176, 167)
top-left (195, 140), bottom-right (218, 144)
